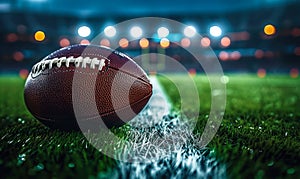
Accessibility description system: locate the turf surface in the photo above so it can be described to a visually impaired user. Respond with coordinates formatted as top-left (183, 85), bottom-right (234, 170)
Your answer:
top-left (0, 75), bottom-right (299, 178)
top-left (159, 74), bottom-right (300, 178)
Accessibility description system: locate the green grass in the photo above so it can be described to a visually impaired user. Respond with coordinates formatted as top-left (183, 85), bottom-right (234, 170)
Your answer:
top-left (0, 77), bottom-right (117, 178)
top-left (0, 74), bottom-right (300, 178)
top-left (159, 74), bottom-right (300, 178)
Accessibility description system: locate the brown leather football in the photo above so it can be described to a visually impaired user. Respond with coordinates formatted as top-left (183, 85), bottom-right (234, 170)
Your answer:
top-left (24, 44), bottom-right (152, 131)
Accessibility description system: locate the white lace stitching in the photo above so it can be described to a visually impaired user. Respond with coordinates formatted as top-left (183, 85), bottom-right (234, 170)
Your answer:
top-left (32, 56), bottom-right (107, 75)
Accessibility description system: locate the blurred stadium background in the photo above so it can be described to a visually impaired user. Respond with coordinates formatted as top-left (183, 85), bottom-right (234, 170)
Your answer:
top-left (1, 1), bottom-right (300, 178)
top-left (1, 0), bottom-right (300, 77)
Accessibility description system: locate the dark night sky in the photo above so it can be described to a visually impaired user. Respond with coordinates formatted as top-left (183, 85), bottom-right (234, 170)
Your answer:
top-left (0, 0), bottom-right (298, 16)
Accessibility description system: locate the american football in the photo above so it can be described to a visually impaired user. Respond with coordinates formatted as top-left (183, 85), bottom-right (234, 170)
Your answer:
top-left (1, 0), bottom-right (300, 178)
top-left (24, 44), bottom-right (152, 131)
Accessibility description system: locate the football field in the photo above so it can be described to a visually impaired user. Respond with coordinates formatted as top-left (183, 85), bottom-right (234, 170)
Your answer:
top-left (0, 74), bottom-right (299, 178)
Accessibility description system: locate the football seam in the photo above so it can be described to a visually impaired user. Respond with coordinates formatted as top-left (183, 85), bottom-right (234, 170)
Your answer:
top-left (82, 90), bottom-right (152, 121)
top-left (38, 65), bottom-right (151, 85)
top-left (29, 68), bottom-right (152, 122)
top-left (31, 54), bottom-right (110, 78)
top-left (109, 66), bottom-right (150, 84)
top-left (31, 53), bottom-right (149, 84)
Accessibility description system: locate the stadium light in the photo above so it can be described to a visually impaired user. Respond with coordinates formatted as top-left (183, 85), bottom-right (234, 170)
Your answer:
top-left (100, 39), bottom-right (110, 47)
top-left (130, 26), bottom-right (143, 38)
top-left (220, 36), bottom-right (231, 47)
top-left (34, 30), bottom-right (46, 42)
top-left (181, 37), bottom-right (191, 47)
top-left (183, 26), bottom-right (197, 37)
top-left (119, 38), bottom-right (129, 48)
top-left (13, 51), bottom-right (24, 61)
top-left (290, 68), bottom-right (299, 78)
top-left (139, 38), bottom-right (149, 48)
top-left (200, 37), bottom-right (211, 47)
top-left (78, 26), bottom-right (91, 37)
top-left (220, 75), bottom-right (229, 84)
top-left (264, 24), bottom-right (276, 36)
top-left (160, 38), bottom-right (170, 48)
top-left (104, 26), bottom-right (116, 37)
top-left (157, 27), bottom-right (169, 38)
top-left (19, 69), bottom-right (29, 79)
top-left (59, 38), bottom-right (70, 47)
top-left (210, 26), bottom-right (222, 37)
top-left (80, 39), bottom-right (90, 45)
top-left (257, 68), bottom-right (266, 78)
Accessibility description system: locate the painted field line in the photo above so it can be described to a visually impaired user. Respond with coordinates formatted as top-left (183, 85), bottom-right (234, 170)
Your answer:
top-left (147, 75), bottom-right (171, 114)
top-left (105, 76), bottom-right (227, 178)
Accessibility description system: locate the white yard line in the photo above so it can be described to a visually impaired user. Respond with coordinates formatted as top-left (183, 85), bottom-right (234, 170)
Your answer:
top-left (149, 76), bottom-right (169, 102)
top-left (147, 75), bottom-right (171, 116)
top-left (111, 76), bottom-right (226, 178)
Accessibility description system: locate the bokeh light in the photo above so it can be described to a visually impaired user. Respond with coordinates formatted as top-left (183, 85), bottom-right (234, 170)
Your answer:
top-left (220, 36), bottom-right (231, 47)
top-left (220, 75), bottom-right (229, 84)
top-left (294, 47), bottom-right (300, 56)
top-left (291, 28), bottom-right (300, 37)
top-left (210, 25), bottom-right (222, 37)
top-left (265, 51), bottom-right (274, 58)
top-left (200, 37), bottom-right (211, 47)
top-left (59, 38), bottom-right (70, 47)
top-left (230, 51), bottom-right (241, 60)
top-left (17, 25), bottom-right (27, 34)
top-left (219, 51), bottom-right (229, 61)
top-left (157, 27), bottom-right (169, 38)
top-left (230, 31), bottom-right (250, 41)
top-left (19, 69), bottom-right (29, 79)
top-left (181, 38), bottom-right (191, 47)
top-left (149, 71), bottom-right (157, 76)
top-left (119, 38), bottom-right (129, 48)
top-left (290, 68), bottom-right (299, 78)
top-left (160, 38), bottom-right (170, 48)
top-left (104, 26), bottom-right (116, 37)
top-left (34, 30), bottom-right (45, 42)
top-left (77, 26), bottom-right (91, 37)
top-left (183, 26), bottom-right (197, 37)
top-left (264, 24), bottom-right (276, 36)
top-left (139, 38), bottom-right (149, 49)
top-left (13, 51), bottom-right (24, 61)
top-left (100, 39), bottom-right (110, 47)
top-left (80, 39), bottom-right (90, 45)
top-left (257, 68), bottom-right (266, 78)
top-left (7, 33), bottom-right (18, 42)
top-left (188, 68), bottom-right (196, 77)
top-left (130, 26), bottom-right (142, 38)
top-left (255, 49), bottom-right (264, 59)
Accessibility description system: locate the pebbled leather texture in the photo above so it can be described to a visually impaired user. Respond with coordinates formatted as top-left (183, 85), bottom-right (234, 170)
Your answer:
top-left (24, 45), bottom-right (152, 131)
